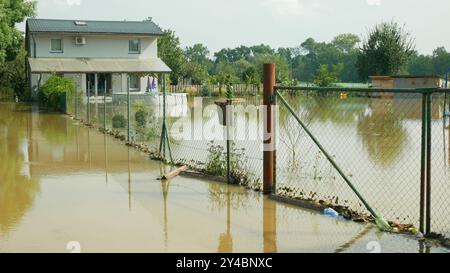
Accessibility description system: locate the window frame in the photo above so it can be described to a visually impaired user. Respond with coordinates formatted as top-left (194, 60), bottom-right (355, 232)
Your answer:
top-left (50, 38), bottom-right (63, 53)
top-left (129, 75), bottom-right (141, 92)
top-left (128, 39), bottom-right (141, 54)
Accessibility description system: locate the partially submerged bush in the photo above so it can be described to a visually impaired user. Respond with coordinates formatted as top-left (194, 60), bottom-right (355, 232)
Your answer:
top-left (112, 114), bottom-right (127, 129)
top-left (134, 101), bottom-right (148, 128)
top-left (38, 75), bottom-right (74, 111)
top-left (201, 85), bottom-right (211, 97)
top-left (205, 141), bottom-right (249, 183)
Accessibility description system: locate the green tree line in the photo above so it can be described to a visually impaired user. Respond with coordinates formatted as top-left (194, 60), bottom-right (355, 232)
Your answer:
top-left (159, 21), bottom-right (450, 87)
top-left (1, 2), bottom-right (450, 101)
top-left (0, 0), bottom-right (35, 100)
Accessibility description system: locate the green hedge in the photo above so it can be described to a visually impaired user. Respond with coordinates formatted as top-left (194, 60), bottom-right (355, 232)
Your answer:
top-left (38, 75), bottom-right (75, 112)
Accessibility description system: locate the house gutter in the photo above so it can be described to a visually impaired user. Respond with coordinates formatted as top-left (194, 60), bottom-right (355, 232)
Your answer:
top-left (28, 31), bottom-right (163, 37)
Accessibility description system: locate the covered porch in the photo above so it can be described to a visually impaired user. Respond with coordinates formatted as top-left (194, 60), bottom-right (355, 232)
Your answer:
top-left (28, 57), bottom-right (172, 99)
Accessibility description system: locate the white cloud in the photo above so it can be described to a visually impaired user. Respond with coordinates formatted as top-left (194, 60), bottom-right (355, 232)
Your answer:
top-left (53, 0), bottom-right (82, 6)
top-left (366, 0), bottom-right (382, 6)
top-left (262, 0), bottom-right (321, 16)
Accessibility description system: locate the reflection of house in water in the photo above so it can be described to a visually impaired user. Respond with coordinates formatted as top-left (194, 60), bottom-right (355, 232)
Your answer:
top-left (370, 75), bottom-right (445, 119)
top-left (370, 75), bottom-right (447, 102)
top-left (392, 97), bottom-right (443, 120)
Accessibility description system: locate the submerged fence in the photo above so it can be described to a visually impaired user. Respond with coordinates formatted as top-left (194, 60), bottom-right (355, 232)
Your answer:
top-left (64, 66), bottom-right (450, 240)
top-left (170, 83), bottom-right (262, 97)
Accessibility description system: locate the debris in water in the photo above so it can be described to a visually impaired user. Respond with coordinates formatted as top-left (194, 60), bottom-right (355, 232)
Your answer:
top-left (324, 208), bottom-right (339, 218)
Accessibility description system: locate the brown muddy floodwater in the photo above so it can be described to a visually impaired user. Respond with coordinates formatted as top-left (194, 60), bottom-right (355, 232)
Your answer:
top-left (0, 102), bottom-right (448, 253)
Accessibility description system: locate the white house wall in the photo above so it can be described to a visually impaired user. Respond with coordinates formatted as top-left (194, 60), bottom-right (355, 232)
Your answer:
top-left (32, 34), bottom-right (158, 59)
top-left (29, 33), bottom-right (160, 94)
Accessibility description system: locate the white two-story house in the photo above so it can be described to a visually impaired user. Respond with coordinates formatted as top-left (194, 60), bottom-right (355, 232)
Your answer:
top-left (25, 18), bottom-right (171, 97)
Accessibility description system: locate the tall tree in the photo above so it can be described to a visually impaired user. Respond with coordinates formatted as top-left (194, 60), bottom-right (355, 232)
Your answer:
top-left (331, 33), bottom-right (360, 53)
top-left (253, 53), bottom-right (289, 83)
top-left (184, 43), bottom-right (213, 80)
top-left (432, 47), bottom-right (450, 75)
top-left (157, 29), bottom-right (186, 84)
top-left (185, 43), bottom-right (210, 64)
top-left (357, 21), bottom-right (415, 81)
top-left (407, 51), bottom-right (434, 75)
top-left (0, 0), bottom-right (35, 62)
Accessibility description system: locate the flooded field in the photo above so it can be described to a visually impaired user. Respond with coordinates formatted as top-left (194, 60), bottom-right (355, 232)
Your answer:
top-left (68, 93), bottom-right (450, 237)
top-left (1, 102), bottom-right (448, 253)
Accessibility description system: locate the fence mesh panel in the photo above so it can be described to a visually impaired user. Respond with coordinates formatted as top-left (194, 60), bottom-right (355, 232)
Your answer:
top-left (274, 89), bottom-right (450, 237)
top-left (65, 85), bottom-right (450, 239)
top-left (430, 93), bottom-right (450, 238)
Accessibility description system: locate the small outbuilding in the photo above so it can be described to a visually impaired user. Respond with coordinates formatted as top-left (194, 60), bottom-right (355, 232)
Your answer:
top-left (370, 75), bottom-right (447, 89)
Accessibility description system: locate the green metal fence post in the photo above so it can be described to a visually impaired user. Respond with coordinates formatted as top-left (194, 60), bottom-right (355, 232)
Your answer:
top-left (65, 85), bottom-right (68, 114)
top-left (426, 92), bottom-right (432, 235)
top-left (127, 76), bottom-right (131, 142)
top-left (159, 73), bottom-right (173, 163)
top-left (104, 79), bottom-right (107, 129)
top-left (420, 93), bottom-right (427, 234)
top-left (74, 87), bottom-right (77, 119)
top-left (87, 83), bottom-right (90, 123)
top-left (226, 99), bottom-right (231, 184)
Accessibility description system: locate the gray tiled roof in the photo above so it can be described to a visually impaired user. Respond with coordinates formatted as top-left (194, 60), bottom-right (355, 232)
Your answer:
top-left (27, 18), bottom-right (164, 36)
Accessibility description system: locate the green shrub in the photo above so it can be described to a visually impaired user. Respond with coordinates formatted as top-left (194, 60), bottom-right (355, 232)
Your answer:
top-left (0, 88), bottom-right (14, 100)
top-left (135, 110), bottom-right (147, 127)
top-left (205, 141), bottom-right (248, 182)
top-left (201, 85), bottom-right (211, 97)
top-left (134, 100), bottom-right (149, 128)
top-left (38, 75), bottom-right (74, 111)
top-left (112, 114), bottom-right (127, 128)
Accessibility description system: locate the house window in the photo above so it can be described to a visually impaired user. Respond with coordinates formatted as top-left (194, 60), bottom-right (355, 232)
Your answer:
top-left (129, 75), bottom-right (140, 91)
top-left (129, 39), bottom-right (140, 53)
top-left (50, 38), bottom-right (63, 53)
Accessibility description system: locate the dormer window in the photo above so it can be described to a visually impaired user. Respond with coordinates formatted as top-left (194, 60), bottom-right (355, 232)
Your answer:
top-left (129, 39), bottom-right (140, 54)
top-left (50, 38), bottom-right (63, 53)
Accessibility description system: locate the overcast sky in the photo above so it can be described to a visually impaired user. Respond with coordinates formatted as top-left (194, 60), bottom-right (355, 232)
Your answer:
top-left (19, 0), bottom-right (450, 55)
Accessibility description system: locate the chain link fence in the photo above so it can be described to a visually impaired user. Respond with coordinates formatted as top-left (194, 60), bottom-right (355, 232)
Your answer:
top-left (65, 78), bottom-right (450, 241)
top-left (273, 87), bottom-right (450, 240)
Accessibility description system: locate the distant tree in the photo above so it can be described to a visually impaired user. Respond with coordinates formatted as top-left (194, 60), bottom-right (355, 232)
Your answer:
top-left (183, 43), bottom-right (212, 83)
top-left (0, 0), bottom-right (36, 62)
top-left (233, 59), bottom-right (254, 81)
top-left (212, 71), bottom-right (239, 94)
top-left (185, 43), bottom-right (210, 64)
top-left (357, 21), bottom-right (415, 81)
top-left (243, 66), bottom-right (259, 91)
top-left (407, 51), bottom-right (434, 75)
top-left (214, 46), bottom-right (252, 63)
top-left (253, 53), bottom-right (289, 83)
top-left (331, 34), bottom-right (361, 53)
top-left (234, 45), bottom-right (252, 61)
top-left (182, 62), bottom-right (209, 85)
top-left (432, 47), bottom-right (450, 75)
top-left (250, 44), bottom-right (275, 56)
top-left (313, 63), bottom-right (343, 87)
top-left (157, 29), bottom-right (186, 84)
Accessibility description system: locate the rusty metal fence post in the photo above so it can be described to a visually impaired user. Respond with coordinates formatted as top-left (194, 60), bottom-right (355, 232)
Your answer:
top-left (263, 64), bottom-right (275, 195)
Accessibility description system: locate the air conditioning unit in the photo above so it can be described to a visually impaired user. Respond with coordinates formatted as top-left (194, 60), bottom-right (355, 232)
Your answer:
top-left (75, 37), bottom-right (86, 45)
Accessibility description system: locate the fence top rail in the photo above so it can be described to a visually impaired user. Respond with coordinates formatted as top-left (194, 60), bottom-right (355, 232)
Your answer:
top-left (274, 85), bottom-right (450, 94)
